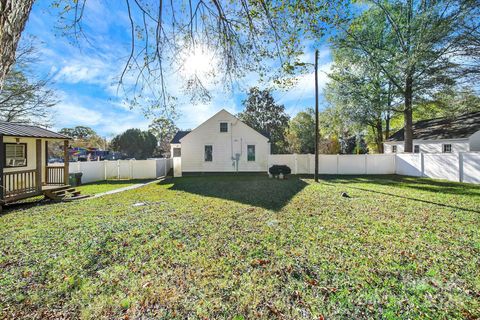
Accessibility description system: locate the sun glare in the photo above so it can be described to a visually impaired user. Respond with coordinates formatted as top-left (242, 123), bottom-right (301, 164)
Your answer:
top-left (181, 46), bottom-right (216, 78)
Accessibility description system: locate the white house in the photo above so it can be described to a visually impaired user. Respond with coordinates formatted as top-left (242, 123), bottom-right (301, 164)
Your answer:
top-left (384, 111), bottom-right (480, 153)
top-left (171, 109), bottom-right (270, 175)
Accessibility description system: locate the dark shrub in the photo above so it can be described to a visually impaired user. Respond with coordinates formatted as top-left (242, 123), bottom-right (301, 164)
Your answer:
top-left (269, 165), bottom-right (292, 176)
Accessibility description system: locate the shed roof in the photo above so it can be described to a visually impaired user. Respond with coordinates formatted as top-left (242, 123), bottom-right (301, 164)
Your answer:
top-left (0, 122), bottom-right (71, 139)
top-left (387, 111), bottom-right (480, 142)
top-left (170, 130), bottom-right (191, 144)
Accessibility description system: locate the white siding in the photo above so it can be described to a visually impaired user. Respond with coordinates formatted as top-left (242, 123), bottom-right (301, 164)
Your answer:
top-left (469, 130), bottom-right (480, 151)
top-left (3, 137), bottom-right (50, 183)
top-left (179, 110), bottom-right (270, 172)
top-left (385, 139), bottom-right (470, 153)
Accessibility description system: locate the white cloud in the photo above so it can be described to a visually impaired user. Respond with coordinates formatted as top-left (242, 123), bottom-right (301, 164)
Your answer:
top-left (52, 102), bottom-right (103, 128)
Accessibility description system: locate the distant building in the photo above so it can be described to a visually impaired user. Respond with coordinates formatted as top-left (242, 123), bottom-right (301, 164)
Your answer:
top-left (384, 111), bottom-right (480, 153)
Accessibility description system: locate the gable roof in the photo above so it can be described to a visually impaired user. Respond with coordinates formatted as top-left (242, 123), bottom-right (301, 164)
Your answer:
top-left (170, 130), bottom-right (191, 144)
top-left (387, 111), bottom-right (480, 142)
top-left (179, 109), bottom-right (269, 142)
top-left (0, 122), bottom-right (71, 139)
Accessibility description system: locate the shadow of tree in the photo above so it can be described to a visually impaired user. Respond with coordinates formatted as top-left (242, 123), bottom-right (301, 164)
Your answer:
top-left (318, 175), bottom-right (480, 197)
top-left (159, 174), bottom-right (308, 211)
top-left (317, 175), bottom-right (480, 213)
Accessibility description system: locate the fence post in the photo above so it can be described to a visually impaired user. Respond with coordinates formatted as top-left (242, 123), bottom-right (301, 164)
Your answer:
top-left (364, 154), bottom-right (368, 174)
top-left (117, 160), bottom-right (120, 179)
top-left (130, 160), bottom-right (133, 179)
top-left (420, 153), bottom-right (425, 177)
top-left (294, 154), bottom-right (298, 174)
top-left (164, 158), bottom-right (167, 176)
top-left (336, 154), bottom-right (339, 174)
top-left (459, 152), bottom-right (464, 183)
top-left (104, 161), bottom-right (107, 180)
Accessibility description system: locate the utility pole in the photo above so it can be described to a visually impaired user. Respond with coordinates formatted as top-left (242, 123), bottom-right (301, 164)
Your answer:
top-left (314, 49), bottom-right (319, 182)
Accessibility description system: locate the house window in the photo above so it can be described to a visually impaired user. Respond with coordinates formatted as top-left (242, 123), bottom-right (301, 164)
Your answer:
top-left (392, 145), bottom-right (397, 153)
top-left (414, 145), bottom-right (420, 153)
top-left (443, 144), bottom-right (452, 153)
top-left (173, 148), bottom-right (181, 157)
top-left (220, 122), bottom-right (228, 133)
top-left (247, 145), bottom-right (255, 161)
top-left (5, 143), bottom-right (27, 167)
top-left (204, 145), bottom-right (213, 161)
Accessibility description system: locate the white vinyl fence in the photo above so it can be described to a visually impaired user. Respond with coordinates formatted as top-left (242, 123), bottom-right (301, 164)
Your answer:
top-left (268, 152), bottom-right (480, 184)
top-left (268, 154), bottom-right (396, 175)
top-left (68, 158), bottom-right (173, 184)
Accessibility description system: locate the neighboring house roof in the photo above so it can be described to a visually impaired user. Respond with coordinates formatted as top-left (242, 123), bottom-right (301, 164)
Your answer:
top-left (170, 130), bottom-right (191, 144)
top-left (0, 122), bottom-right (71, 139)
top-left (387, 111), bottom-right (480, 142)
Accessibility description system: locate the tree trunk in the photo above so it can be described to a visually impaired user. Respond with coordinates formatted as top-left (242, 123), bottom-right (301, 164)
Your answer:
top-left (0, 0), bottom-right (35, 89)
top-left (375, 120), bottom-right (384, 153)
top-left (385, 112), bottom-right (390, 141)
top-left (403, 76), bottom-right (414, 152)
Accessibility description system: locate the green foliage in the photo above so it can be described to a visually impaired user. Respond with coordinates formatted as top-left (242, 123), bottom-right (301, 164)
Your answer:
top-left (238, 87), bottom-right (290, 154)
top-left (0, 175), bottom-right (479, 318)
top-left (59, 126), bottom-right (106, 149)
top-left (110, 129), bottom-right (157, 159)
top-left (148, 117), bottom-right (178, 156)
top-left (332, 0), bottom-right (478, 151)
top-left (286, 108), bottom-right (315, 154)
top-left (59, 126), bottom-right (97, 140)
top-left (414, 87), bottom-right (480, 120)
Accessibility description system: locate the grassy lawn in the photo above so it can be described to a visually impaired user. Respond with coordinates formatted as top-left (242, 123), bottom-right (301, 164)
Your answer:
top-left (75, 179), bottom-right (154, 196)
top-left (0, 175), bottom-right (479, 319)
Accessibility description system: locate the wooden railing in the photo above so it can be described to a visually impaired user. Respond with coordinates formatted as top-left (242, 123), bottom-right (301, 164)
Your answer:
top-left (46, 166), bottom-right (66, 185)
top-left (3, 169), bottom-right (39, 200)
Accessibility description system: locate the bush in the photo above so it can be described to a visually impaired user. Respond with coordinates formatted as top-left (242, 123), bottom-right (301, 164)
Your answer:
top-left (269, 165), bottom-right (292, 176)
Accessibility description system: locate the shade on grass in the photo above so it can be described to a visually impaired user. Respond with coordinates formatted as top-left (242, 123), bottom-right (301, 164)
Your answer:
top-left (0, 175), bottom-right (479, 319)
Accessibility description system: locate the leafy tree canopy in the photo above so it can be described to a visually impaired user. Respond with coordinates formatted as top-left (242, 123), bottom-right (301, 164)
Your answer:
top-left (148, 117), bottom-right (179, 156)
top-left (237, 87), bottom-right (290, 154)
top-left (111, 128), bottom-right (157, 159)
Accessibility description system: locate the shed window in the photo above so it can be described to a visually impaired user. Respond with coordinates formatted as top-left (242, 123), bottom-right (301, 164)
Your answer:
top-left (392, 145), bottom-right (397, 153)
top-left (442, 144), bottom-right (452, 153)
top-left (5, 143), bottom-right (27, 167)
top-left (414, 145), bottom-right (420, 153)
top-left (247, 145), bottom-right (255, 161)
top-left (220, 122), bottom-right (228, 132)
top-left (173, 148), bottom-right (181, 157)
top-left (204, 145), bottom-right (213, 161)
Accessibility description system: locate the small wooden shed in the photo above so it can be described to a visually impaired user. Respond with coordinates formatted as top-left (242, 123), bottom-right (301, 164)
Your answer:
top-left (0, 122), bottom-right (72, 205)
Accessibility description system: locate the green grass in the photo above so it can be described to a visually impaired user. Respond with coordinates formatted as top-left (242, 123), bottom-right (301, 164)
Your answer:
top-left (0, 175), bottom-right (479, 319)
top-left (75, 179), bottom-right (154, 195)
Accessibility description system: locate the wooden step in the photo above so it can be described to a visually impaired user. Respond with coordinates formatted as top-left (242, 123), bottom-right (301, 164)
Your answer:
top-left (51, 188), bottom-right (76, 196)
top-left (63, 195), bottom-right (90, 201)
top-left (43, 185), bottom-right (88, 202)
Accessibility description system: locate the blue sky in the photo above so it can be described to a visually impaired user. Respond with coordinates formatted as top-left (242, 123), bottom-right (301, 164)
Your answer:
top-left (23, 1), bottom-right (333, 138)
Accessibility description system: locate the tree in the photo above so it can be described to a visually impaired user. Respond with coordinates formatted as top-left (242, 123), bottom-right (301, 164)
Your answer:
top-left (59, 126), bottom-right (106, 149)
top-left (414, 86), bottom-right (480, 119)
top-left (334, 0), bottom-right (478, 152)
top-left (148, 117), bottom-right (178, 157)
top-left (0, 41), bottom-right (57, 126)
top-left (325, 46), bottom-right (396, 153)
top-left (237, 87), bottom-right (290, 154)
top-left (110, 129), bottom-right (157, 159)
top-left (0, 0), bottom-right (35, 89)
top-left (286, 108), bottom-right (316, 154)
top-left (0, 0), bottom-right (350, 111)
